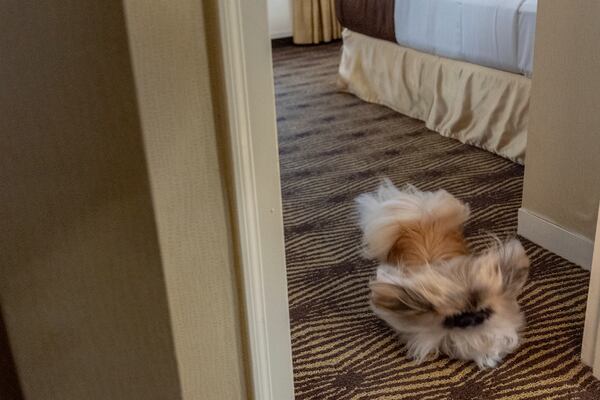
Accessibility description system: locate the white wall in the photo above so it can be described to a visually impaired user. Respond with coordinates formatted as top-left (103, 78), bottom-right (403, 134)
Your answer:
top-left (267, 0), bottom-right (292, 38)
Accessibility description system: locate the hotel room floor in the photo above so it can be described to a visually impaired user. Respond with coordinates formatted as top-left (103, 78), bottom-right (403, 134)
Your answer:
top-left (273, 40), bottom-right (600, 400)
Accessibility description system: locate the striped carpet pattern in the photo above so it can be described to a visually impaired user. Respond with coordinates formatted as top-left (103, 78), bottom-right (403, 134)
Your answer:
top-left (273, 40), bottom-right (600, 400)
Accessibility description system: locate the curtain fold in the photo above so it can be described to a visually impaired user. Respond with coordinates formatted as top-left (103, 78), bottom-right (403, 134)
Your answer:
top-left (293, 0), bottom-right (342, 44)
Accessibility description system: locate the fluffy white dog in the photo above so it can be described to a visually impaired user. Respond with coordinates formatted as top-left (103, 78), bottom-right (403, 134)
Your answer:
top-left (356, 179), bottom-right (529, 368)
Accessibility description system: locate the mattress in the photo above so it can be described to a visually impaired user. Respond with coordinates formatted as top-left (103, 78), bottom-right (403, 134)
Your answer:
top-left (335, 0), bottom-right (537, 76)
top-left (394, 0), bottom-right (537, 76)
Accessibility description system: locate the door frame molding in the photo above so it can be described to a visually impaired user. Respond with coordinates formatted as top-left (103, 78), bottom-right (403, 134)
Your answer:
top-left (218, 1), bottom-right (294, 399)
top-left (582, 203), bottom-right (600, 378)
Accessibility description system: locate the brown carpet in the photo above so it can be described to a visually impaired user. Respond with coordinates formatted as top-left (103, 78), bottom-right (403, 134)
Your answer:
top-left (273, 40), bottom-right (600, 400)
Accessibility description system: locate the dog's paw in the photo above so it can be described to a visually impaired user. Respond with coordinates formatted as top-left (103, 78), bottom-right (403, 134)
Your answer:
top-left (475, 354), bottom-right (503, 369)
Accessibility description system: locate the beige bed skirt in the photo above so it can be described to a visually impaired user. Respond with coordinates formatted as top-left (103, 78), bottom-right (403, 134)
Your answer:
top-left (338, 29), bottom-right (531, 164)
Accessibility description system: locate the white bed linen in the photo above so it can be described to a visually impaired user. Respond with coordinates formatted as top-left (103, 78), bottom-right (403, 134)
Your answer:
top-left (518, 0), bottom-right (537, 75)
top-left (394, 0), bottom-right (537, 76)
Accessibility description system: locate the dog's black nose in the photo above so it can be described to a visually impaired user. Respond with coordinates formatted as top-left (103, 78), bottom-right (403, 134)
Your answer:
top-left (456, 314), bottom-right (476, 328)
top-left (443, 308), bottom-right (492, 329)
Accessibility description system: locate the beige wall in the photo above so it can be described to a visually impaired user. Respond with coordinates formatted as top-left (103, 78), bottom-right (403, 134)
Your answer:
top-left (123, 1), bottom-right (248, 399)
top-left (522, 0), bottom-right (600, 240)
top-left (0, 1), bottom-right (247, 399)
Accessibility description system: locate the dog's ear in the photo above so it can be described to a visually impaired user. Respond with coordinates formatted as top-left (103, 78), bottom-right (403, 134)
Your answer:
top-left (492, 239), bottom-right (530, 297)
top-left (370, 282), bottom-right (432, 314)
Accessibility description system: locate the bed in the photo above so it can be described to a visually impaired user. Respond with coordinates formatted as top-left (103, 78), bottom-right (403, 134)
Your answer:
top-left (335, 0), bottom-right (538, 164)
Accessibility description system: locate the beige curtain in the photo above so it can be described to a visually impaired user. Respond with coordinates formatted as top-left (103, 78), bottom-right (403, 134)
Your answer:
top-left (293, 0), bottom-right (342, 44)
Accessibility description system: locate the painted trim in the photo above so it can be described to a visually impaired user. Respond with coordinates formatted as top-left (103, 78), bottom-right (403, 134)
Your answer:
top-left (518, 208), bottom-right (594, 269)
top-left (218, 1), bottom-right (294, 399)
top-left (582, 203), bottom-right (600, 374)
top-left (270, 31), bottom-right (292, 40)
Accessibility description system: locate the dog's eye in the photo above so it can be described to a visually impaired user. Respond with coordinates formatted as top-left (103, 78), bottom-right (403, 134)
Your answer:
top-left (370, 282), bottom-right (433, 314)
top-left (468, 291), bottom-right (481, 309)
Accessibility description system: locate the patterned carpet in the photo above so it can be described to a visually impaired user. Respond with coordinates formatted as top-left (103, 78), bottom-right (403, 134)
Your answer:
top-left (273, 40), bottom-right (600, 400)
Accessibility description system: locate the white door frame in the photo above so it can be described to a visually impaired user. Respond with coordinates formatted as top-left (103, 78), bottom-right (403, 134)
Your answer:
top-left (218, 1), bottom-right (295, 399)
top-left (582, 203), bottom-right (600, 378)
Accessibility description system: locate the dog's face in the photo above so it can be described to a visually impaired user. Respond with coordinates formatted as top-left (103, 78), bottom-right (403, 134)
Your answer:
top-left (370, 239), bottom-right (529, 368)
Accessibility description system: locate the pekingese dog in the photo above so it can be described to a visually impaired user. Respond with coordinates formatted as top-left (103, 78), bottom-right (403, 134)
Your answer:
top-left (356, 179), bottom-right (529, 368)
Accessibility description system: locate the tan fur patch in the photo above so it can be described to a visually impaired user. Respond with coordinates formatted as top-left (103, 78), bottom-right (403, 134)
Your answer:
top-left (386, 222), bottom-right (468, 268)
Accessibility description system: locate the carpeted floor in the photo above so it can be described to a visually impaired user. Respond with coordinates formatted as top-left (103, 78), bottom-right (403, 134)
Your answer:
top-left (273, 40), bottom-right (600, 400)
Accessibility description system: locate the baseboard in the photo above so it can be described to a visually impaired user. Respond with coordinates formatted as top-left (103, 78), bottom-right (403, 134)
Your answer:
top-left (518, 208), bottom-right (594, 269)
top-left (270, 31), bottom-right (292, 40)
